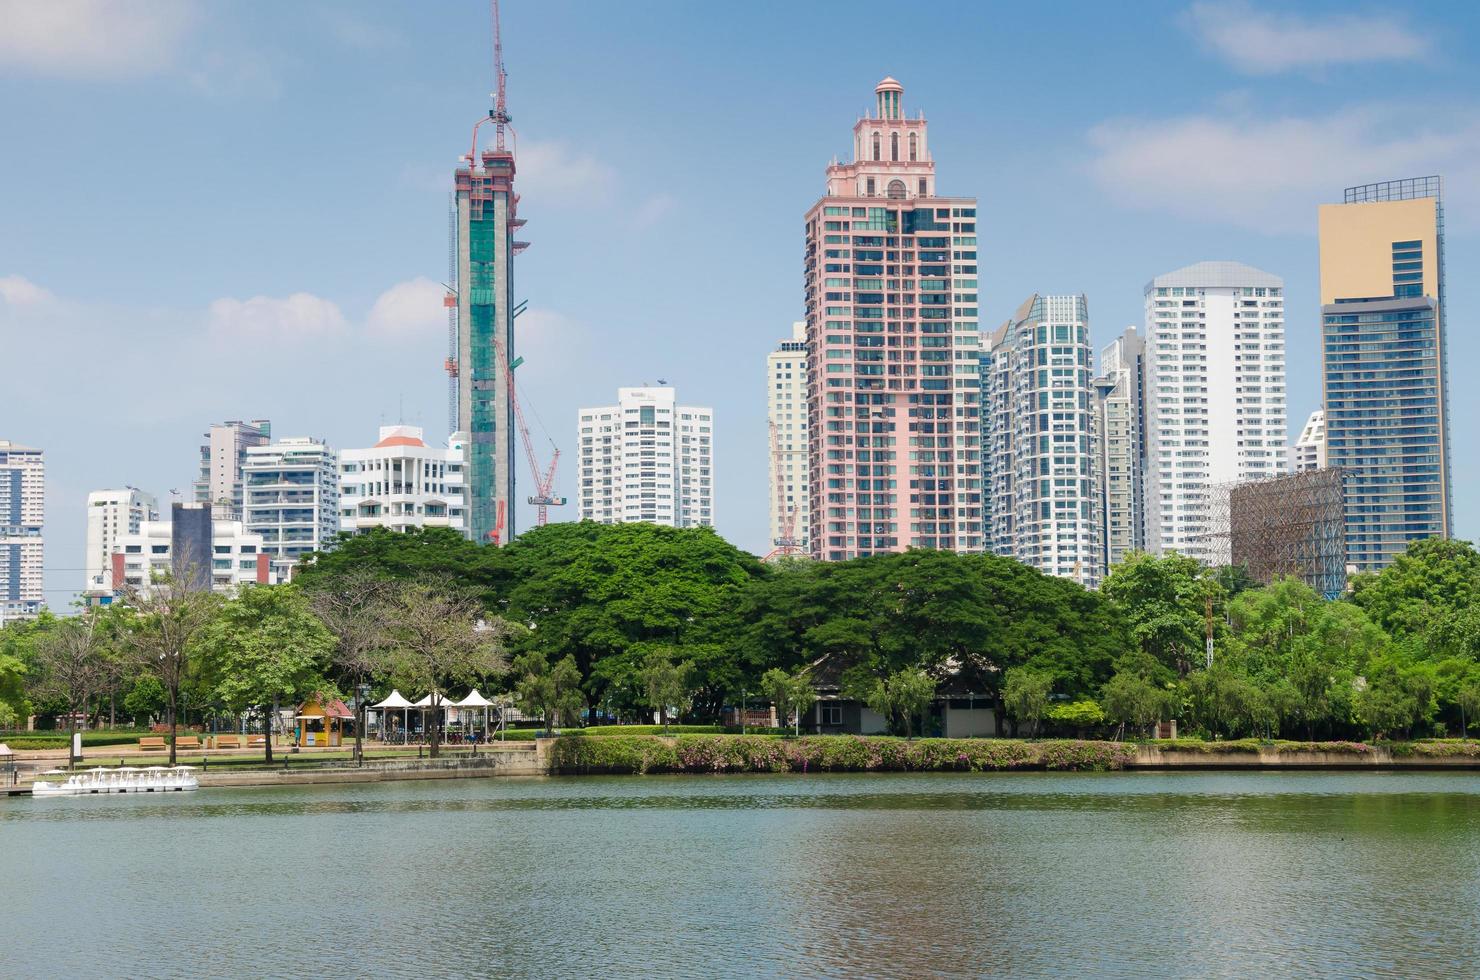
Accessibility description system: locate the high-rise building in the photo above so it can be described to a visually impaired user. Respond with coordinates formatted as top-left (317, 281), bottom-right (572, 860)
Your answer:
top-left (1289, 410), bottom-right (1327, 474)
top-left (767, 322), bottom-right (810, 556)
top-left (803, 77), bottom-right (982, 560)
top-left (453, 141), bottom-right (521, 545)
top-left (1142, 262), bottom-right (1287, 564)
top-left (982, 295), bottom-right (1103, 588)
top-left (339, 425), bottom-right (467, 536)
top-left (577, 387), bottom-right (714, 528)
top-left (114, 502), bottom-right (274, 597)
top-left (1094, 327), bottom-right (1147, 570)
top-left (243, 437), bottom-right (339, 578)
top-left (193, 420), bottom-right (271, 521)
top-left (0, 441), bottom-right (44, 619)
top-left (1319, 176), bottom-right (1450, 573)
top-left (84, 488), bottom-right (158, 594)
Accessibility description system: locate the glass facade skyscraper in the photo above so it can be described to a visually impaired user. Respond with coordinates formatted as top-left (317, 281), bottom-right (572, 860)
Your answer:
top-left (1318, 177), bottom-right (1450, 573)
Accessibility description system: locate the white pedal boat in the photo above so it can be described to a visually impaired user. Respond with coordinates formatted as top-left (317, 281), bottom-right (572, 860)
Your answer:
top-left (32, 765), bottom-right (200, 796)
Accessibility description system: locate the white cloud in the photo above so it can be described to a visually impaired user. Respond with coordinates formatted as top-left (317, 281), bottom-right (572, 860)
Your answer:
top-left (1087, 104), bottom-right (1480, 233)
top-left (0, 275), bottom-right (54, 307)
top-left (368, 277), bottom-right (446, 338)
top-left (0, 0), bottom-right (197, 78)
top-left (320, 9), bottom-right (400, 51)
top-left (208, 292), bottom-right (347, 343)
top-left (514, 141), bottom-right (617, 204)
top-left (1185, 1), bottom-right (1431, 75)
top-left (633, 193), bottom-right (677, 229)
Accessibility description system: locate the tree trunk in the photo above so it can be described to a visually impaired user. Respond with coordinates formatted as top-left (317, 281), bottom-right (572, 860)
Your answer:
top-left (429, 693), bottom-right (441, 759)
top-left (263, 702), bottom-right (274, 764)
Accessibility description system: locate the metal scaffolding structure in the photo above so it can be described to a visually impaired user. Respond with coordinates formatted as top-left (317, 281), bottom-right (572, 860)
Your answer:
top-left (1219, 469), bottom-right (1347, 598)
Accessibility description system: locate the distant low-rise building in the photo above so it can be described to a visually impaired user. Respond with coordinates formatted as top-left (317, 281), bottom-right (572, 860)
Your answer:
top-left (114, 502), bottom-right (274, 597)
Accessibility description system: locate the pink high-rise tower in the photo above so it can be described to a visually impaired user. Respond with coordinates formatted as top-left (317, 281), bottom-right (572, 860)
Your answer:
top-left (804, 78), bottom-right (982, 560)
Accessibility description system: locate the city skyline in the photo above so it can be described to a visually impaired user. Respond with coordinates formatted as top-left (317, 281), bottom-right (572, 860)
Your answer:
top-left (3, 0), bottom-right (1477, 606)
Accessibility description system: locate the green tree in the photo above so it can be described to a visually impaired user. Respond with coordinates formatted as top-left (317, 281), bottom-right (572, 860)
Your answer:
top-left (1101, 670), bottom-right (1172, 739)
top-left (1351, 537), bottom-right (1480, 640)
top-left (1046, 699), bottom-right (1106, 737)
top-left (123, 674), bottom-right (166, 726)
top-left (855, 668), bottom-right (936, 739)
top-left (198, 584), bottom-right (335, 764)
top-left (387, 581), bottom-right (513, 756)
top-left (760, 667), bottom-right (816, 735)
top-left (1457, 683), bottom-right (1480, 739)
top-left (496, 523), bottom-right (765, 721)
top-left (510, 651), bottom-right (584, 734)
top-left (637, 649), bottom-right (696, 732)
top-left (1358, 654), bottom-right (1437, 739)
top-left (31, 613), bottom-right (118, 766)
top-left (1002, 667), bottom-right (1052, 737)
top-left (1102, 552), bottom-right (1209, 676)
top-left (120, 576), bottom-right (222, 766)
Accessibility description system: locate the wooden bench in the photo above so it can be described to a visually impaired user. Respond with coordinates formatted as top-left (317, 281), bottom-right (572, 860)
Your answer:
top-left (214, 735), bottom-right (244, 749)
top-left (175, 736), bottom-right (202, 752)
top-left (138, 737), bottom-right (167, 752)
top-left (247, 735), bottom-right (267, 749)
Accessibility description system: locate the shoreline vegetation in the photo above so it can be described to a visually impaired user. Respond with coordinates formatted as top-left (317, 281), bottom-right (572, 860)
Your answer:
top-left (549, 734), bottom-right (1480, 775)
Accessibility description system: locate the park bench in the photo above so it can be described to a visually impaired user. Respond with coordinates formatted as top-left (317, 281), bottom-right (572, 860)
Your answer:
top-left (175, 736), bottom-right (202, 752)
top-left (138, 737), bottom-right (167, 752)
top-left (247, 735), bottom-right (267, 749)
top-left (214, 735), bottom-right (244, 749)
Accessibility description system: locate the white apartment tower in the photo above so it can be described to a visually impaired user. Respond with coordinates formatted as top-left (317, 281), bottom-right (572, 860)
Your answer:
top-left (194, 419), bottom-right (271, 521)
top-left (767, 322), bottom-right (810, 556)
top-left (339, 426), bottom-right (468, 536)
top-left (243, 437), bottom-right (339, 577)
top-left (578, 387), bottom-right (714, 528)
top-left (1143, 262), bottom-right (1287, 564)
top-left (1289, 409), bottom-right (1327, 474)
top-left (982, 295), bottom-right (1104, 588)
top-left (1094, 328), bottom-right (1147, 571)
top-left (85, 488), bottom-right (158, 594)
top-left (0, 441), bottom-right (44, 619)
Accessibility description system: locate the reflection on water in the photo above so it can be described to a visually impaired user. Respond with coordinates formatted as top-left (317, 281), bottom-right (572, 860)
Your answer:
top-left (6, 772), bottom-right (1479, 978)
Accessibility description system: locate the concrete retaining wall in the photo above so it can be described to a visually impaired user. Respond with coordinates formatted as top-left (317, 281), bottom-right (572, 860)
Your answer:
top-left (197, 743), bottom-right (547, 788)
top-left (1131, 746), bottom-right (1480, 770)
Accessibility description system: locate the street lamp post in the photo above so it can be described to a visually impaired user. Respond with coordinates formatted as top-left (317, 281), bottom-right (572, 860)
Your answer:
top-left (355, 682), bottom-right (372, 767)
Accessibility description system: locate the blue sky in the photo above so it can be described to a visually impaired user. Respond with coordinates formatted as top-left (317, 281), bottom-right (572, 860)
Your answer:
top-left (2, 0), bottom-right (1477, 607)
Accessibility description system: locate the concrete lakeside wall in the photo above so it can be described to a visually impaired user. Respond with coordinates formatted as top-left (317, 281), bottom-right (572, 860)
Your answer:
top-left (60, 739), bottom-right (1480, 791)
top-left (196, 743), bottom-right (547, 789)
top-left (1130, 746), bottom-right (1480, 770)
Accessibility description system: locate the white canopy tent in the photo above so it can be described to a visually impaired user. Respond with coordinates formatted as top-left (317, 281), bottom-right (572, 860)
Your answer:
top-left (371, 689), bottom-right (413, 743)
top-left (455, 689), bottom-right (495, 742)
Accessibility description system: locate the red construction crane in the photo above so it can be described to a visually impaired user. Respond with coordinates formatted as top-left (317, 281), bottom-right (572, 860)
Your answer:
top-left (763, 419), bottom-right (803, 562)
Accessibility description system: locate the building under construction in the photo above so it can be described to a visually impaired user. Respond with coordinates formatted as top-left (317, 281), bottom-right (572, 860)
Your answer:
top-left (1228, 468), bottom-right (1346, 598)
top-left (447, 1), bottom-right (529, 545)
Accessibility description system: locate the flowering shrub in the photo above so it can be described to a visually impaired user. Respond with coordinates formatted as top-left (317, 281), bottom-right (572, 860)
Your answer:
top-left (550, 735), bottom-right (1138, 775)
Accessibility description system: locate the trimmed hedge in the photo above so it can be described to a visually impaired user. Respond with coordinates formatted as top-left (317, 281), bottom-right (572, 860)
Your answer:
top-left (549, 735), bottom-right (1139, 775)
top-left (1148, 738), bottom-right (1379, 755)
top-left (0, 730), bottom-right (153, 750)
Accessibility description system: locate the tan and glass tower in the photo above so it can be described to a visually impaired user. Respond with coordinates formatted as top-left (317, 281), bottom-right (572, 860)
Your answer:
top-left (803, 78), bottom-right (983, 560)
top-left (1318, 176), bottom-right (1450, 573)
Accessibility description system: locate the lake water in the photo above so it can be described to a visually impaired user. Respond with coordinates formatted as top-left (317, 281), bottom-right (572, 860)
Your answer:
top-left (5, 771), bottom-right (1480, 978)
